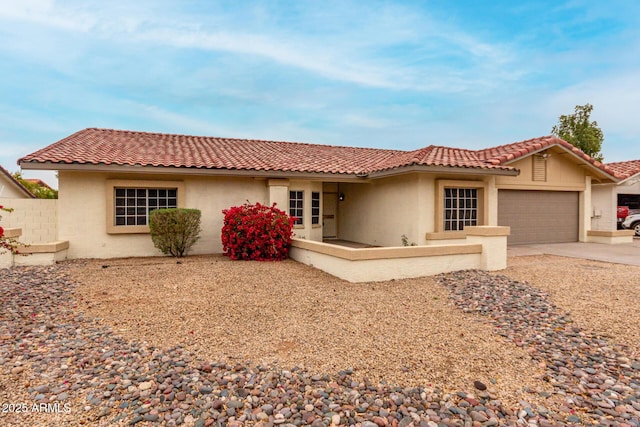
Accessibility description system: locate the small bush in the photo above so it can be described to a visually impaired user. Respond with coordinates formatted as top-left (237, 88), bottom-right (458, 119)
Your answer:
top-left (149, 208), bottom-right (202, 257)
top-left (221, 202), bottom-right (295, 261)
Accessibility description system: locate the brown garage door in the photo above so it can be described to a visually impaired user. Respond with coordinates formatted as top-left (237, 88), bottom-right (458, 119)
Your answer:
top-left (498, 190), bottom-right (579, 245)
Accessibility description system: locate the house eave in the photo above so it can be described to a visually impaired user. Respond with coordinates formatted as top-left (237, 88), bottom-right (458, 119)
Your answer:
top-left (366, 164), bottom-right (519, 179)
top-left (20, 161), bottom-right (519, 181)
top-left (500, 143), bottom-right (619, 183)
top-left (18, 161), bottom-right (371, 182)
top-left (618, 171), bottom-right (640, 186)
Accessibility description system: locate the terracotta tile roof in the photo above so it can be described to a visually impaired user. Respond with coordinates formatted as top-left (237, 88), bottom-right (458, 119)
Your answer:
top-left (20, 128), bottom-right (400, 175)
top-left (605, 160), bottom-right (640, 181)
top-left (20, 128), bottom-right (516, 175)
top-left (24, 178), bottom-right (53, 190)
top-left (476, 135), bottom-right (617, 177)
top-left (18, 128), bottom-right (616, 178)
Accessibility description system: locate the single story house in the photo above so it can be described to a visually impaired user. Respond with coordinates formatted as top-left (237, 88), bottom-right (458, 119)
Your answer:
top-left (0, 164), bottom-right (35, 199)
top-left (15, 128), bottom-right (626, 280)
top-left (592, 160), bottom-right (640, 231)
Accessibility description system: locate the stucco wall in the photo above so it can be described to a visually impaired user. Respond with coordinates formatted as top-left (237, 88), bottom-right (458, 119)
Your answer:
top-left (0, 175), bottom-right (29, 198)
top-left (0, 197), bottom-right (57, 243)
top-left (591, 180), bottom-right (640, 231)
top-left (496, 150), bottom-right (587, 191)
top-left (290, 227), bottom-right (508, 282)
top-left (337, 174), bottom-right (431, 247)
top-left (591, 184), bottom-right (616, 230)
top-left (58, 171), bottom-right (269, 259)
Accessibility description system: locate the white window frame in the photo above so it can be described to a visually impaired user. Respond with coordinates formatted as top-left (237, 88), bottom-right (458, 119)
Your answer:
top-left (443, 187), bottom-right (478, 231)
top-left (435, 180), bottom-right (486, 233)
top-left (311, 191), bottom-right (320, 225)
top-left (106, 180), bottom-right (184, 234)
top-left (289, 190), bottom-right (304, 226)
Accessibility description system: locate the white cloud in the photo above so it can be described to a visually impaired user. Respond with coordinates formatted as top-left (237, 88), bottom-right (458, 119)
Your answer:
top-left (0, 0), bottom-right (97, 32)
top-left (124, 101), bottom-right (242, 138)
top-left (0, 1), bottom-right (520, 93)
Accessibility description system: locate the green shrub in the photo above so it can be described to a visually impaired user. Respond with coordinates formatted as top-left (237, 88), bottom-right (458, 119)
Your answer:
top-left (149, 208), bottom-right (202, 257)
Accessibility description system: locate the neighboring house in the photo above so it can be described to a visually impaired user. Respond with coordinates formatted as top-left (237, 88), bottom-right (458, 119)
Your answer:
top-left (0, 164), bottom-right (35, 199)
top-left (17, 127), bottom-right (620, 263)
top-left (24, 178), bottom-right (55, 191)
top-left (592, 160), bottom-right (640, 230)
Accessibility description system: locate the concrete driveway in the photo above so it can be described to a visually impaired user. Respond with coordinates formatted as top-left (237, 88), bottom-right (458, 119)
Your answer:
top-left (508, 238), bottom-right (640, 266)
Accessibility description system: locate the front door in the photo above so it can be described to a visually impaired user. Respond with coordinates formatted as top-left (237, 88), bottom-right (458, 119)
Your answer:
top-left (322, 192), bottom-right (338, 238)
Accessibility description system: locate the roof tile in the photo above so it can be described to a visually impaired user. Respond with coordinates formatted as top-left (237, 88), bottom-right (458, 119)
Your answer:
top-left (19, 128), bottom-right (616, 178)
top-left (605, 160), bottom-right (640, 180)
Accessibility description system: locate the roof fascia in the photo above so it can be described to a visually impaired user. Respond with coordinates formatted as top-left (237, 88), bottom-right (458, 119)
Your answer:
top-left (500, 143), bottom-right (619, 183)
top-left (618, 171), bottom-right (640, 185)
top-left (366, 164), bottom-right (519, 179)
top-left (18, 161), bottom-right (369, 182)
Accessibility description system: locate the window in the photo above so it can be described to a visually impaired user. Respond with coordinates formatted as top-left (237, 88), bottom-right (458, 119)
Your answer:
top-left (106, 180), bottom-right (184, 234)
top-left (114, 188), bottom-right (178, 226)
top-left (311, 192), bottom-right (320, 225)
top-left (444, 188), bottom-right (478, 231)
top-left (289, 190), bottom-right (304, 225)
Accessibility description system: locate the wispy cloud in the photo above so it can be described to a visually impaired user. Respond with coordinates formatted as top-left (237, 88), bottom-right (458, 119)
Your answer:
top-left (0, 0), bottom-right (521, 93)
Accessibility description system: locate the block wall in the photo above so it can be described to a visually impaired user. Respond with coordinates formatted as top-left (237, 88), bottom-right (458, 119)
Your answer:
top-left (0, 198), bottom-right (58, 243)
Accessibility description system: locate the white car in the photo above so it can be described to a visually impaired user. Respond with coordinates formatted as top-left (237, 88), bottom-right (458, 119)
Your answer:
top-left (622, 213), bottom-right (640, 236)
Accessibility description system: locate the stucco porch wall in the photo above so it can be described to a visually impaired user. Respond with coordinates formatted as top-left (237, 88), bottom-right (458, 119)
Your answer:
top-left (289, 226), bottom-right (508, 282)
top-left (0, 228), bottom-right (69, 268)
top-left (586, 229), bottom-right (635, 244)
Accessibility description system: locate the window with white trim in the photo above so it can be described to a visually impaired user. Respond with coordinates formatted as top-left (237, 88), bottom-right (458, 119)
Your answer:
top-left (114, 187), bottom-right (178, 226)
top-left (311, 192), bottom-right (320, 225)
top-left (444, 188), bottom-right (478, 231)
top-left (289, 190), bottom-right (304, 225)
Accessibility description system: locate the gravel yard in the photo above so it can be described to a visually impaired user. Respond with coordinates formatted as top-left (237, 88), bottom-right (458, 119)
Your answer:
top-left (69, 255), bottom-right (544, 399)
top-left (503, 255), bottom-right (640, 358)
top-left (1, 254), bottom-right (639, 426)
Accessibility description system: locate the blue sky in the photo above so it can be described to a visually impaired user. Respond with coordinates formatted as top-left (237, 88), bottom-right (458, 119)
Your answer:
top-left (1, 0), bottom-right (639, 188)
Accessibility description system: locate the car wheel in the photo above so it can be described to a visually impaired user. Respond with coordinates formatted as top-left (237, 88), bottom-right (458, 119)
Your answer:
top-left (634, 222), bottom-right (640, 237)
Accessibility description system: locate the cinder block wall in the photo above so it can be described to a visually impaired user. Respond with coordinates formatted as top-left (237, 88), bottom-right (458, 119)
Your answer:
top-left (0, 198), bottom-right (58, 243)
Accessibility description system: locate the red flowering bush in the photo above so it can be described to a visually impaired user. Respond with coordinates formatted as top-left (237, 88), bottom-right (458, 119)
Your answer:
top-left (221, 202), bottom-right (295, 261)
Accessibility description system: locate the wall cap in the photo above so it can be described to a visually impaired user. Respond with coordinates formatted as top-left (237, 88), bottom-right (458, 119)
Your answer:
top-left (2, 227), bottom-right (22, 238)
top-left (587, 229), bottom-right (635, 237)
top-left (425, 231), bottom-right (466, 240)
top-left (19, 240), bottom-right (70, 254)
top-left (290, 238), bottom-right (481, 261)
top-left (464, 226), bottom-right (511, 236)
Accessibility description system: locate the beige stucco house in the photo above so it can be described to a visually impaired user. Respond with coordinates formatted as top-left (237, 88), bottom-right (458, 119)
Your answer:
top-left (15, 128), bottom-right (624, 281)
top-left (592, 160), bottom-right (640, 232)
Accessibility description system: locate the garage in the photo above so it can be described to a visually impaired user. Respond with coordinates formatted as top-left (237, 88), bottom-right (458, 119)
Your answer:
top-left (498, 190), bottom-right (579, 245)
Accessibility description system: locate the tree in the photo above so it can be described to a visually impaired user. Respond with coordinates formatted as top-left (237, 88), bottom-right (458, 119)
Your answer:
top-left (551, 103), bottom-right (604, 162)
top-left (12, 172), bottom-right (58, 199)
